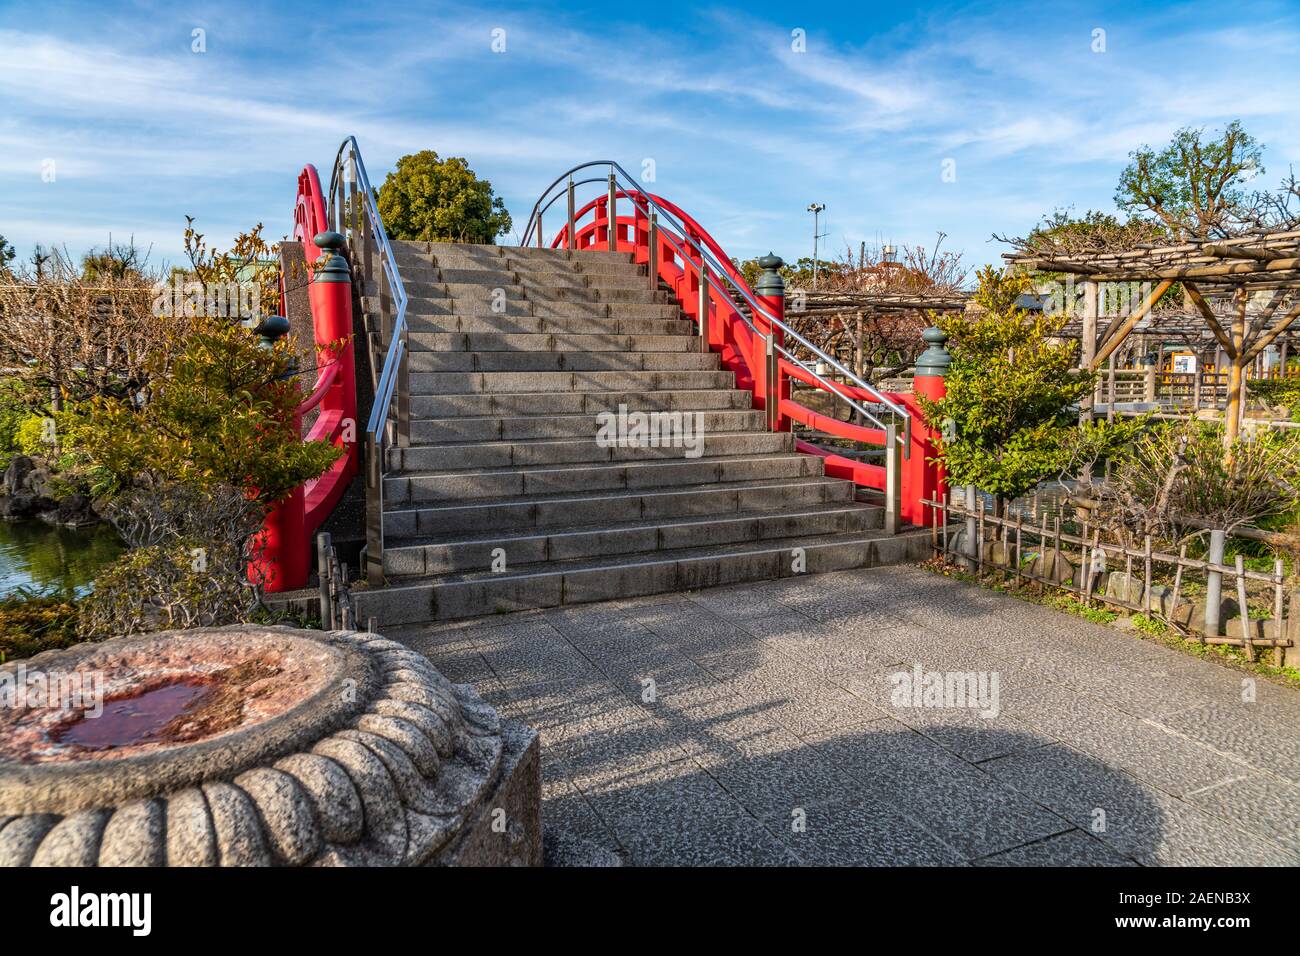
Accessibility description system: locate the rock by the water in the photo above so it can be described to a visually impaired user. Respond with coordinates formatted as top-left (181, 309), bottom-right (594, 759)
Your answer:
top-left (48, 494), bottom-right (97, 527)
top-left (25, 468), bottom-right (55, 500)
top-left (0, 494), bottom-right (56, 519)
top-left (1, 456), bottom-right (34, 496)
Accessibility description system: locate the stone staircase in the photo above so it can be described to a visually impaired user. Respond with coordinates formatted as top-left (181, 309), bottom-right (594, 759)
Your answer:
top-left (351, 240), bottom-right (927, 626)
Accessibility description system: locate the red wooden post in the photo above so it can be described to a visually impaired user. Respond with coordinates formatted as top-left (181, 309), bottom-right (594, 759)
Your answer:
top-left (904, 326), bottom-right (951, 527)
top-left (596, 196), bottom-right (610, 250)
top-left (255, 458), bottom-right (306, 592)
top-left (311, 232), bottom-right (358, 486)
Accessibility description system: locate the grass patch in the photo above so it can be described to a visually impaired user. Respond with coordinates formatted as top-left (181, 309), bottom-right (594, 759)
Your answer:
top-left (0, 591), bottom-right (82, 662)
top-left (1048, 594), bottom-right (1118, 625)
top-left (1131, 613), bottom-right (1167, 637)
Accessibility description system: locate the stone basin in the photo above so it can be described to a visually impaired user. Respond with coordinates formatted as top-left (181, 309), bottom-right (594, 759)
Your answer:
top-left (0, 625), bottom-right (540, 866)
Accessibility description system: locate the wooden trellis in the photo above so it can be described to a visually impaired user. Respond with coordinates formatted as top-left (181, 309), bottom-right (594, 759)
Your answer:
top-left (1005, 230), bottom-right (1300, 445)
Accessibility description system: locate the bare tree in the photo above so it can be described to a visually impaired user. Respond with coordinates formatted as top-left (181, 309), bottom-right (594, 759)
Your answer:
top-left (785, 234), bottom-right (967, 381)
top-left (0, 245), bottom-right (188, 410)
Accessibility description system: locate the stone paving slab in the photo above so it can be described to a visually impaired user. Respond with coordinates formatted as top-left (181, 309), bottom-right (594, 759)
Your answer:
top-left (1182, 773), bottom-right (1300, 855)
top-left (984, 746), bottom-right (1296, 866)
top-left (401, 565), bottom-right (1300, 866)
top-left (804, 719), bottom-right (1077, 859)
top-left (776, 796), bottom-right (966, 866)
top-left (995, 679), bottom-right (1250, 797)
top-left (578, 759), bottom-right (801, 866)
top-left (1159, 700), bottom-right (1300, 783)
top-left (973, 830), bottom-right (1137, 867)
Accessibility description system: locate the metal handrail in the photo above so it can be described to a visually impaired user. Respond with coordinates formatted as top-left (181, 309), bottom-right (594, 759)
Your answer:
top-left (645, 219), bottom-right (900, 437)
top-left (327, 136), bottom-right (410, 584)
top-left (531, 176), bottom-right (607, 236)
top-left (328, 136), bottom-right (408, 443)
top-left (521, 162), bottom-right (911, 446)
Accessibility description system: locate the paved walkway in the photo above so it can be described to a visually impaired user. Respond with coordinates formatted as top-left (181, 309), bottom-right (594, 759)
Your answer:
top-left (393, 565), bottom-right (1300, 866)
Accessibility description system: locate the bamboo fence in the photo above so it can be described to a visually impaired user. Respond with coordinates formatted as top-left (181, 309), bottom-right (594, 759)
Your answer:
top-left (924, 497), bottom-right (1293, 665)
top-left (315, 531), bottom-right (358, 631)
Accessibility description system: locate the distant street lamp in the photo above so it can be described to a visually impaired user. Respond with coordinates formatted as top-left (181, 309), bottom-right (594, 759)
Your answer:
top-left (807, 203), bottom-right (826, 289)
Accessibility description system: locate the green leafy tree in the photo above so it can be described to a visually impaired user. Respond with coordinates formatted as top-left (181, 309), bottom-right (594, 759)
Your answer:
top-left (1016, 207), bottom-right (1168, 255)
top-left (1116, 121), bottom-right (1264, 238)
top-left (376, 150), bottom-right (512, 243)
top-left (732, 255), bottom-right (845, 291)
top-left (60, 316), bottom-right (340, 504)
top-left (921, 267), bottom-right (1096, 505)
top-left (0, 235), bottom-right (15, 273)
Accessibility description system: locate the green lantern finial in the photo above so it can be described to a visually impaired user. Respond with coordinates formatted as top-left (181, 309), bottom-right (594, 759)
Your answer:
top-left (755, 252), bottom-right (785, 296)
top-left (915, 326), bottom-right (951, 378)
top-left (313, 231), bottom-right (351, 284)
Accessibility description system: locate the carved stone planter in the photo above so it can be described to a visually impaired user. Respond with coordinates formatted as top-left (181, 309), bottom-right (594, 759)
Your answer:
top-left (0, 625), bottom-right (540, 866)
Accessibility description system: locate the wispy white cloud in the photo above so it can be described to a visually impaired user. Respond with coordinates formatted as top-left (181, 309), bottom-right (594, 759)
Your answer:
top-left (1, 1), bottom-right (1298, 269)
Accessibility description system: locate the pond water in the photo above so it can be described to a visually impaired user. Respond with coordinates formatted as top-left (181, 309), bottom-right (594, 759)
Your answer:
top-left (0, 520), bottom-right (124, 599)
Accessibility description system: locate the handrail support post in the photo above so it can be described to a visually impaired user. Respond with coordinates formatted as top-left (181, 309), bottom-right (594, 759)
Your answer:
top-left (765, 332), bottom-right (779, 431)
top-left (648, 211), bottom-right (659, 290)
top-left (396, 326), bottom-right (411, 448)
top-left (884, 423), bottom-right (901, 535)
top-left (365, 432), bottom-right (385, 587)
top-left (566, 177), bottom-right (576, 250)
top-left (607, 172), bottom-right (618, 252)
top-left (697, 261), bottom-right (710, 354)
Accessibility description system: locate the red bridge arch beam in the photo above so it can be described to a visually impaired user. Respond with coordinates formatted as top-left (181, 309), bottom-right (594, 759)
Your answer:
top-left (253, 163), bottom-right (360, 593)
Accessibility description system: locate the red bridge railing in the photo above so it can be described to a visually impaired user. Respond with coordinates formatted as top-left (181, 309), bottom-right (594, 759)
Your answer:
top-left (252, 165), bottom-right (359, 592)
top-left (523, 166), bottom-right (947, 528)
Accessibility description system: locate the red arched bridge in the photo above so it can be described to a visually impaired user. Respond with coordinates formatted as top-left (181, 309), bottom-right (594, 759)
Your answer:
top-left (257, 138), bottom-right (948, 626)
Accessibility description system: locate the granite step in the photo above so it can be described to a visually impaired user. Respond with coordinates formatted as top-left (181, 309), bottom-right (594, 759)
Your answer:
top-left (409, 408), bottom-right (765, 443)
top-left (353, 528), bottom-right (931, 625)
top-left (383, 453), bottom-right (824, 505)
top-left (381, 476), bottom-right (857, 537)
top-left (383, 503), bottom-right (883, 576)
top-left (408, 349), bottom-right (718, 373)
top-left (410, 388), bottom-right (754, 418)
top-left (409, 369), bottom-right (735, 395)
top-left (386, 431), bottom-right (793, 473)
top-left (405, 332), bottom-right (700, 354)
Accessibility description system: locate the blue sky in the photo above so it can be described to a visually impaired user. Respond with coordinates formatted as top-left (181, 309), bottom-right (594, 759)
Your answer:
top-left (1, 0), bottom-right (1297, 279)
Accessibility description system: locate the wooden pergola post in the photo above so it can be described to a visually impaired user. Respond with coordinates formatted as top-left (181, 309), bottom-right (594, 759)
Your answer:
top-left (1079, 280), bottom-right (1098, 424)
top-left (1005, 230), bottom-right (1300, 461)
top-left (1224, 289), bottom-right (1248, 449)
top-left (1090, 279), bottom-right (1175, 370)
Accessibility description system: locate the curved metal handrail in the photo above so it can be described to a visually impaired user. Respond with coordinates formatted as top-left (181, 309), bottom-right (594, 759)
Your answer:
top-left (531, 176), bottom-right (607, 234)
top-left (328, 136), bottom-right (408, 444)
top-left (325, 136), bottom-right (411, 584)
top-left (522, 163), bottom-right (911, 445)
